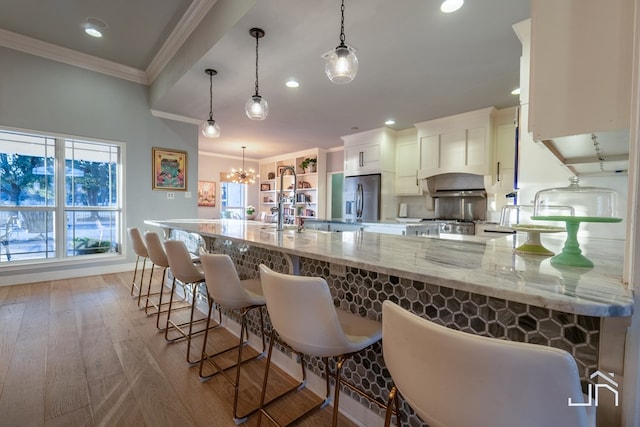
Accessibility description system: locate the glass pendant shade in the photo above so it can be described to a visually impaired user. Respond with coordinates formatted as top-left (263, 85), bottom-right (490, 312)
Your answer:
top-left (201, 119), bottom-right (220, 138)
top-left (325, 45), bottom-right (358, 84)
top-left (245, 95), bottom-right (268, 120)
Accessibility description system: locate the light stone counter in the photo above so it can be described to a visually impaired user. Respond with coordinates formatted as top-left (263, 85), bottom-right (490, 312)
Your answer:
top-left (146, 219), bottom-right (632, 317)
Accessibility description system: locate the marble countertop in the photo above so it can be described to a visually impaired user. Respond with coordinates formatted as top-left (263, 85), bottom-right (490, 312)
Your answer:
top-left (146, 219), bottom-right (633, 317)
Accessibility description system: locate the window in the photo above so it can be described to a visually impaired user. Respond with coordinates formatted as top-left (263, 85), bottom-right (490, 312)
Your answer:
top-left (0, 129), bottom-right (122, 263)
top-left (220, 182), bottom-right (246, 219)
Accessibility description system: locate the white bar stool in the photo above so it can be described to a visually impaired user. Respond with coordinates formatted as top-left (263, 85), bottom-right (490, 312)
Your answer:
top-left (143, 231), bottom-right (191, 329)
top-left (257, 264), bottom-right (384, 427)
top-left (382, 300), bottom-right (595, 427)
top-left (164, 239), bottom-right (214, 364)
top-left (198, 253), bottom-right (267, 424)
top-left (127, 227), bottom-right (148, 307)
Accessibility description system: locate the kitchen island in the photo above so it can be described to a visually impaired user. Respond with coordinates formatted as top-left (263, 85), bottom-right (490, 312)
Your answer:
top-left (146, 219), bottom-right (631, 426)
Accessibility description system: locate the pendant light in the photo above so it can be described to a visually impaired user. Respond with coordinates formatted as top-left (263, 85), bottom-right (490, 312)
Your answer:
top-left (227, 146), bottom-right (258, 184)
top-left (245, 28), bottom-right (268, 120)
top-left (325, 0), bottom-right (358, 84)
top-left (201, 68), bottom-right (221, 138)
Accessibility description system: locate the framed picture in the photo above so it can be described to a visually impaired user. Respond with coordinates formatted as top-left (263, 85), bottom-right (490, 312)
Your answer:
top-left (260, 183), bottom-right (271, 191)
top-left (197, 181), bottom-right (216, 207)
top-left (152, 147), bottom-right (187, 190)
top-left (277, 166), bottom-right (286, 177)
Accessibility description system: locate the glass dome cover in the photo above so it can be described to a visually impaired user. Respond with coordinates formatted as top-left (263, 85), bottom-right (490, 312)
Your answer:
top-left (533, 177), bottom-right (620, 220)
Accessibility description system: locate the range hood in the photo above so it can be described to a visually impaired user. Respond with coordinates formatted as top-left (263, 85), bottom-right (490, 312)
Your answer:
top-left (419, 172), bottom-right (487, 195)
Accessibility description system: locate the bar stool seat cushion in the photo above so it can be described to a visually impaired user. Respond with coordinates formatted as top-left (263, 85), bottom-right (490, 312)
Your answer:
top-left (382, 300), bottom-right (594, 427)
top-left (258, 266), bottom-right (381, 358)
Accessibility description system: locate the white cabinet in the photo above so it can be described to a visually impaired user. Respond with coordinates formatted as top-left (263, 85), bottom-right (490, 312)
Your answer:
top-left (342, 127), bottom-right (396, 176)
top-left (487, 106), bottom-right (517, 192)
top-left (394, 128), bottom-right (421, 195)
top-left (528, 0), bottom-right (633, 140)
top-left (259, 148), bottom-right (327, 222)
top-left (344, 143), bottom-right (381, 174)
top-left (416, 107), bottom-right (495, 179)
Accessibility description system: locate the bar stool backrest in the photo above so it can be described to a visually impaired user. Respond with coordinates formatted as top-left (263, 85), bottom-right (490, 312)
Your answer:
top-left (200, 254), bottom-right (263, 310)
top-left (144, 231), bottom-right (168, 268)
top-left (128, 227), bottom-right (148, 258)
top-left (382, 300), bottom-right (592, 427)
top-left (164, 240), bottom-right (204, 284)
top-left (259, 264), bottom-right (351, 358)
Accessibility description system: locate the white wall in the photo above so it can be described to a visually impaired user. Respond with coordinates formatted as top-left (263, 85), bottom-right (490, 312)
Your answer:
top-left (0, 47), bottom-right (199, 283)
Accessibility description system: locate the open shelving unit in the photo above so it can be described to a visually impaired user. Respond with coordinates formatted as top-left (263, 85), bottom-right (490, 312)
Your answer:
top-left (258, 148), bottom-right (327, 222)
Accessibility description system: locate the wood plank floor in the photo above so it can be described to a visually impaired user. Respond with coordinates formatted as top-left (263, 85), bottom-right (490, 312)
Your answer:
top-left (0, 272), bottom-right (357, 427)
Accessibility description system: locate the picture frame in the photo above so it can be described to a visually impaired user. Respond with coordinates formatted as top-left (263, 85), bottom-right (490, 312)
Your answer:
top-left (197, 181), bottom-right (216, 207)
top-left (260, 183), bottom-right (271, 191)
top-left (277, 165), bottom-right (286, 177)
top-left (152, 147), bottom-right (187, 191)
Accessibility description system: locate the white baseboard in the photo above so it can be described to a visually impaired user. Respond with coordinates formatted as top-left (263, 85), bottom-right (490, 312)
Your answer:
top-left (0, 261), bottom-right (137, 286)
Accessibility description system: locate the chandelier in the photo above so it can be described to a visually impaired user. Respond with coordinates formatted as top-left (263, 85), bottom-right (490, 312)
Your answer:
top-left (227, 146), bottom-right (258, 184)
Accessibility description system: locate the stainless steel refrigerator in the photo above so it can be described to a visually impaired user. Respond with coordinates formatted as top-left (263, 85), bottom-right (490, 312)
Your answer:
top-left (343, 174), bottom-right (381, 221)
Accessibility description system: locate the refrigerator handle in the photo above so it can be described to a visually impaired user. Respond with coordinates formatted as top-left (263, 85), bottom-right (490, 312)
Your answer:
top-left (356, 183), bottom-right (363, 219)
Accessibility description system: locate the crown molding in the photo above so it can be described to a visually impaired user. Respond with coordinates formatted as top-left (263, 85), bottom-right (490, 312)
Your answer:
top-left (146, 0), bottom-right (218, 83)
top-left (0, 28), bottom-right (149, 84)
top-left (150, 109), bottom-right (201, 124)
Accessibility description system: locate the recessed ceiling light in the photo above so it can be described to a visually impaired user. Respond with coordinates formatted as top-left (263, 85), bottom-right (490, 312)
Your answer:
top-left (84, 17), bottom-right (107, 38)
top-left (85, 28), bottom-right (102, 38)
top-left (385, 119), bottom-right (396, 126)
top-left (286, 79), bottom-right (300, 88)
top-left (511, 87), bottom-right (521, 95)
top-left (440, 0), bottom-right (464, 13)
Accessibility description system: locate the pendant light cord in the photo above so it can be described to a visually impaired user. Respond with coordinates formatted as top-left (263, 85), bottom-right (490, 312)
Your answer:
top-left (339, 0), bottom-right (346, 45)
top-left (254, 33), bottom-right (260, 97)
top-left (208, 71), bottom-right (214, 121)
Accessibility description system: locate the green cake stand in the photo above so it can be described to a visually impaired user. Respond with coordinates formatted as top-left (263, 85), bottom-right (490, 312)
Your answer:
top-left (531, 216), bottom-right (622, 268)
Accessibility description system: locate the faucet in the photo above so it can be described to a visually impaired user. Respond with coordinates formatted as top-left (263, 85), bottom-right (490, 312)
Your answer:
top-left (275, 165), bottom-right (297, 232)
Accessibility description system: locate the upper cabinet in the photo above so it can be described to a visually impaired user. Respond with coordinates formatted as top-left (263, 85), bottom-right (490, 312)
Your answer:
top-left (487, 107), bottom-right (517, 193)
top-left (342, 127), bottom-right (396, 176)
top-left (416, 107), bottom-right (495, 179)
top-left (528, 0), bottom-right (634, 140)
top-left (394, 128), bottom-right (421, 195)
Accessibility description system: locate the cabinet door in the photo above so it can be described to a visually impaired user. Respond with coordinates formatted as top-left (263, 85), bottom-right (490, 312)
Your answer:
top-left (466, 127), bottom-right (486, 170)
top-left (419, 135), bottom-right (439, 170)
top-left (361, 143), bottom-right (381, 171)
top-left (344, 143), bottom-right (381, 175)
top-left (395, 140), bottom-right (421, 195)
top-left (344, 145), bottom-right (361, 174)
top-left (529, 0), bottom-right (633, 139)
top-left (494, 123), bottom-right (516, 190)
top-left (440, 130), bottom-right (465, 170)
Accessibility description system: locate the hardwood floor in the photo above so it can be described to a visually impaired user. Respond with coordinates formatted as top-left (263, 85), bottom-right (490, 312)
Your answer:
top-left (0, 272), bottom-right (357, 427)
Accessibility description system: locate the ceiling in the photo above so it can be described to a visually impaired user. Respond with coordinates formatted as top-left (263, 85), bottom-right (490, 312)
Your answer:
top-left (0, 0), bottom-right (531, 160)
